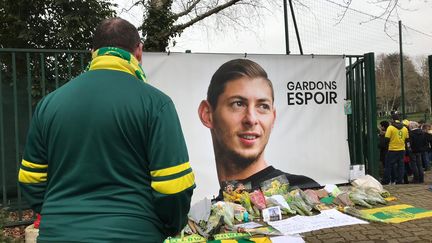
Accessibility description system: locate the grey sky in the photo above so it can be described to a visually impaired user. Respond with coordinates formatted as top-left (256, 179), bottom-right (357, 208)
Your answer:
top-left (116, 0), bottom-right (432, 57)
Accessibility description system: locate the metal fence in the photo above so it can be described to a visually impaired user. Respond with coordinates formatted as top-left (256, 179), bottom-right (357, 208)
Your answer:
top-left (0, 48), bottom-right (90, 225)
top-left (1, 49), bottom-right (379, 225)
top-left (345, 53), bottom-right (379, 178)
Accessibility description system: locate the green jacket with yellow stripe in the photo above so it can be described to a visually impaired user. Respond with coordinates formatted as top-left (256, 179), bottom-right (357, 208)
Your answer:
top-left (18, 57), bottom-right (195, 242)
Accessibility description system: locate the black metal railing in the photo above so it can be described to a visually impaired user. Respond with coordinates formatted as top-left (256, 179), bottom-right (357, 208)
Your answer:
top-left (345, 53), bottom-right (378, 178)
top-left (0, 48), bottom-right (90, 225)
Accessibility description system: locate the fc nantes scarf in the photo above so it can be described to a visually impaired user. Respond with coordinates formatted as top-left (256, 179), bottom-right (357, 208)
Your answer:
top-left (87, 47), bottom-right (147, 82)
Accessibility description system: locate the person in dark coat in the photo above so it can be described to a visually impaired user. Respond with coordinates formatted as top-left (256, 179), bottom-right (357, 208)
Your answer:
top-left (409, 121), bottom-right (432, 183)
top-left (421, 123), bottom-right (432, 168)
top-left (378, 121), bottom-right (390, 171)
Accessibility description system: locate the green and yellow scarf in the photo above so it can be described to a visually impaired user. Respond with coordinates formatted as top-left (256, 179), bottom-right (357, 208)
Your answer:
top-left (87, 47), bottom-right (147, 82)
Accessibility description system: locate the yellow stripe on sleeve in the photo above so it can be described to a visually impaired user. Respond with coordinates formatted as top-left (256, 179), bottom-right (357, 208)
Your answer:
top-left (151, 172), bottom-right (195, 194)
top-left (150, 161), bottom-right (191, 177)
top-left (21, 159), bottom-right (47, 169)
top-left (18, 168), bottom-right (47, 183)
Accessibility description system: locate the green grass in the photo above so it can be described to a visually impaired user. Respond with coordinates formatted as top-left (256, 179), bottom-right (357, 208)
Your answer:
top-left (377, 112), bottom-right (431, 125)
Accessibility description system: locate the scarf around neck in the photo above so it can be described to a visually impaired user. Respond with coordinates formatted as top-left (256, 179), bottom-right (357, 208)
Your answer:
top-left (87, 47), bottom-right (147, 82)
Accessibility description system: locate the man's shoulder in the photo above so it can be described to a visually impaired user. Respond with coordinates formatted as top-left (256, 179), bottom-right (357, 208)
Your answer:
top-left (249, 166), bottom-right (320, 190)
top-left (387, 125), bottom-right (398, 131)
top-left (82, 70), bottom-right (173, 104)
top-left (386, 125), bottom-right (405, 136)
top-left (282, 171), bottom-right (321, 189)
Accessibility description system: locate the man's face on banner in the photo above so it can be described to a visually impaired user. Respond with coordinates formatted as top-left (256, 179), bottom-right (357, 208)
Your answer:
top-left (211, 76), bottom-right (276, 167)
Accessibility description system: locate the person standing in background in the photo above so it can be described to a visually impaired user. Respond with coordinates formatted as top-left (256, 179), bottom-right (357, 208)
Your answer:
top-left (421, 123), bottom-right (432, 168)
top-left (382, 113), bottom-right (409, 185)
top-left (408, 121), bottom-right (430, 183)
top-left (378, 120), bottom-right (390, 177)
top-left (402, 119), bottom-right (412, 184)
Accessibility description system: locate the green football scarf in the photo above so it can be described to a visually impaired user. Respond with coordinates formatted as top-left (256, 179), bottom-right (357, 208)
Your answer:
top-left (88, 47), bottom-right (147, 82)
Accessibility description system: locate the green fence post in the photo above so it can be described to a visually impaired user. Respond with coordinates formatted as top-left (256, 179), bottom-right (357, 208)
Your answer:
top-left (67, 53), bottom-right (72, 79)
top-left (364, 52), bottom-right (379, 179)
top-left (0, 54), bottom-right (6, 207)
top-left (12, 53), bottom-right (23, 220)
top-left (80, 53), bottom-right (85, 71)
top-left (40, 53), bottom-right (46, 97)
top-left (429, 55), bottom-right (432, 118)
top-left (55, 54), bottom-right (59, 89)
top-left (346, 62), bottom-right (354, 164)
top-left (348, 57), bottom-right (358, 164)
top-left (355, 57), bottom-right (365, 166)
top-left (26, 53), bottom-right (32, 120)
top-left (399, 21), bottom-right (405, 118)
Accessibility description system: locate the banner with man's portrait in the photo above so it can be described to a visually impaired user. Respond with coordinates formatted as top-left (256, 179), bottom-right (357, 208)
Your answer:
top-left (142, 53), bottom-right (349, 202)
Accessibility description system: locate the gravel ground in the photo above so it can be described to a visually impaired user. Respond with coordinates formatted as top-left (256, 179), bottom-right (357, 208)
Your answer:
top-left (2, 209), bottom-right (34, 242)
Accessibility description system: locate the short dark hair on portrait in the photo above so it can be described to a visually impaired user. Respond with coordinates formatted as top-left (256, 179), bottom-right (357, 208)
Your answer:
top-left (207, 59), bottom-right (274, 109)
top-left (92, 17), bottom-right (140, 53)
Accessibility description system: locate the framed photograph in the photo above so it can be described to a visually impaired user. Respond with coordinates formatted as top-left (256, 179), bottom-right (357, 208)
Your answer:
top-left (262, 206), bottom-right (282, 222)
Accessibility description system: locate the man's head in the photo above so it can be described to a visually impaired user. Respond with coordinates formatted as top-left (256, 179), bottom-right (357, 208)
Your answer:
top-left (198, 59), bottom-right (276, 174)
top-left (391, 113), bottom-right (400, 122)
top-left (409, 121), bottom-right (419, 130)
top-left (92, 17), bottom-right (142, 60)
top-left (379, 120), bottom-right (389, 131)
top-left (206, 59), bottom-right (274, 109)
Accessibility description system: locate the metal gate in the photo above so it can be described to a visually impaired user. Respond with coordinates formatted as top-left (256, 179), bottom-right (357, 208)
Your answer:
top-left (0, 48), bottom-right (90, 225)
top-left (345, 53), bottom-right (379, 179)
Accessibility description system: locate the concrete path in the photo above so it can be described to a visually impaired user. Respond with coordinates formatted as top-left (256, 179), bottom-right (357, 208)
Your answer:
top-left (303, 171), bottom-right (432, 243)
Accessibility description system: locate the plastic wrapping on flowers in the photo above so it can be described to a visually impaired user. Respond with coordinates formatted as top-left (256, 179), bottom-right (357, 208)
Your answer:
top-left (166, 175), bottom-right (392, 242)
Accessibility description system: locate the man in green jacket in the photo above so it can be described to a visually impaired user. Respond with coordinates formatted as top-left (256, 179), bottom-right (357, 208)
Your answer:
top-left (18, 17), bottom-right (195, 242)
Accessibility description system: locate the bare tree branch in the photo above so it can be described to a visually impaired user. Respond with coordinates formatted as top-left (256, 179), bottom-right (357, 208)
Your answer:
top-left (128, 0), bottom-right (277, 51)
top-left (172, 0), bottom-right (243, 32)
top-left (335, 0), bottom-right (353, 24)
top-left (330, 0), bottom-right (418, 42)
top-left (173, 0), bottom-right (202, 19)
top-left (118, 0), bottom-right (145, 15)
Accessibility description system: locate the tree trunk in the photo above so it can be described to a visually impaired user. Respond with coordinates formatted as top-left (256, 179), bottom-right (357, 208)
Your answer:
top-left (142, 0), bottom-right (174, 52)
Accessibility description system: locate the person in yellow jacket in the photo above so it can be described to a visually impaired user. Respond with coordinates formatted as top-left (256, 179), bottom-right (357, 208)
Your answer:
top-left (382, 113), bottom-right (409, 185)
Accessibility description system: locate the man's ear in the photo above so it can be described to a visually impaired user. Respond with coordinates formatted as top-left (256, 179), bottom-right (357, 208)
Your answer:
top-left (198, 100), bottom-right (213, 129)
top-left (133, 43), bottom-right (143, 62)
top-left (272, 108), bottom-right (276, 128)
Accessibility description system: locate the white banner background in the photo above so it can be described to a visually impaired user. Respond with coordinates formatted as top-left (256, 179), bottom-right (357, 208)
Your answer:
top-left (142, 53), bottom-right (350, 202)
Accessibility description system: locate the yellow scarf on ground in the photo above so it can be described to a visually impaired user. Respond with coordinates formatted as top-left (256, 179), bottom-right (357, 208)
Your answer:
top-left (87, 47), bottom-right (147, 82)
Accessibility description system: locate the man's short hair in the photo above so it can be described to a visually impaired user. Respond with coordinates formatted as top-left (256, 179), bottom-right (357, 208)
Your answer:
top-left (391, 113), bottom-right (400, 121)
top-left (409, 121), bottom-right (419, 130)
top-left (380, 120), bottom-right (389, 130)
top-left (92, 17), bottom-right (140, 53)
top-left (207, 59), bottom-right (274, 109)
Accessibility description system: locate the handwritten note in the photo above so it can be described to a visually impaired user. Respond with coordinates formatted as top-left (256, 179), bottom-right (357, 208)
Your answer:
top-left (268, 209), bottom-right (368, 235)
